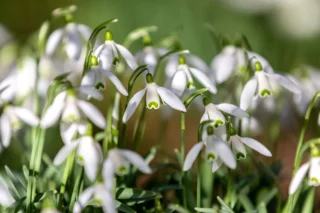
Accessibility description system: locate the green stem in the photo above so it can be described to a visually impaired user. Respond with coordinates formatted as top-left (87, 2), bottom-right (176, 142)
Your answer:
top-left (58, 152), bottom-right (75, 208)
top-left (69, 167), bottom-right (84, 212)
top-left (133, 102), bottom-right (147, 151)
top-left (196, 154), bottom-right (201, 211)
top-left (104, 92), bottom-right (115, 154)
top-left (180, 113), bottom-right (185, 162)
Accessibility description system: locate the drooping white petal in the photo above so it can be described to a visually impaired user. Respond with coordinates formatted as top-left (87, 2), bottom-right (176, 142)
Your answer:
top-left (53, 141), bottom-right (80, 165)
top-left (216, 103), bottom-right (248, 117)
top-left (308, 157), bottom-right (320, 186)
top-left (115, 43), bottom-right (138, 70)
top-left (102, 69), bottom-right (128, 96)
top-left (189, 67), bottom-right (217, 94)
top-left (183, 142), bottom-right (204, 171)
top-left (77, 100), bottom-right (106, 129)
top-left (77, 85), bottom-right (104, 101)
top-left (212, 136), bottom-right (236, 169)
top-left (76, 24), bottom-right (92, 40)
top-left (289, 162), bottom-right (310, 194)
top-left (65, 24), bottom-right (82, 60)
top-left (146, 83), bottom-right (161, 109)
top-left (256, 72), bottom-right (272, 97)
top-left (210, 47), bottom-right (237, 83)
top-left (165, 56), bottom-right (179, 79)
top-left (240, 77), bottom-right (258, 110)
top-left (81, 70), bottom-right (98, 88)
top-left (40, 100), bottom-right (65, 129)
top-left (120, 149), bottom-right (152, 174)
top-left (77, 137), bottom-right (102, 182)
top-left (45, 28), bottom-right (64, 56)
top-left (211, 158), bottom-right (223, 173)
top-left (187, 54), bottom-right (209, 72)
top-left (73, 186), bottom-right (95, 213)
top-left (0, 114), bottom-right (12, 148)
top-left (156, 86), bottom-right (186, 112)
top-left (102, 157), bottom-right (115, 191)
top-left (95, 187), bottom-right (116, 213)
top-left (230, 135), bottom-right (247, 160)
top-left (240, 137), bottom-right (272, 157)
top-left (97, 43), bottom-right (113, 71)
top-left (171, 70), bottom-right (187, 97)
top-left (265, 73), bottom-right (301, 94)
top-left (94, 43), bottom-right (106, 58)
top-left (13, 107), bottom-right (39, 126)
top-left (122, 88), bottom-right (147, 123)
top-left (60, 123), bottom-right (78, 144)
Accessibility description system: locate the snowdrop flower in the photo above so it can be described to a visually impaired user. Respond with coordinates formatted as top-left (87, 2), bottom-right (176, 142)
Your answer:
top-left (240, 61), bottom-right (301, 110)
top-left (228, 124), bottom-right (271, 160)
top-left (1, 104), bottom-right (39, 148)
top-left (289, 147), bottom-right (320, 194)
top-left (103, 148), bottom-right (152, 189)
top-left (184, 125), bottom-right (236, 173)
top-left (73, 183), bottom-right (116, 213)
top-left (168, 55), bottom-right (216, 97)
top-left (94, 30), bottom-right (138, 73)
top-left (54, 133), bottom-right (103, 182)
top-left (41, 88), bottom-right (105, 130)
top-left (210, 46), bottom-right (274, 84)
top-left (201, 97), bottom-right (248, 128)
top-left (122, 73), bottom-right (186, 123)
top-left (81, 55), bottom-right (128, 96)
top-left (46, 18), bottom-right (92, 61)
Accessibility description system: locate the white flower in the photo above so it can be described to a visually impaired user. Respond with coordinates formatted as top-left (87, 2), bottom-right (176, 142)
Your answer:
top-left (289, 157), bottom-right (320, 194)
top-left (167, 55), bottom-right (216, 97)
top-left (54, 135), bottom-right (103, 182)
top-left (103, 148), bottom-right (152, 189)
top-left (81, 55), bottom-right (128, 96)
top-left (40, 88), bottom-right (106, 130)
top-left (240, 61), bottom-right (301, 110)
top-left (183, 126), bottom-right (236, 173)
top-left (94, 30), bottom-right (138, 72)
top-left (1, 104), bottom-right (39, 148)
top-left (122, 73), bottom-right (186, 123)
top-left (201, 97), bottom-right (248, 127)
top-left (73, 183), bottom-right (116, 213)
top-left (46, 22), bottom-right (92, 60)
top-left (210, 46), bottom-right (274, 84)
top-left (229, 134), bottom-right (272, 160)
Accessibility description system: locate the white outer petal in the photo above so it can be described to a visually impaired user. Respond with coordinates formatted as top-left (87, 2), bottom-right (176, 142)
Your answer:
top-left (171, 70), bottom-right (187, 97)
top-left (40, 101), bottom-right (65, 129)
top-left (230, 135), bottom-right (247, 159)
top-left (213, 136), bottom-right (236, 169)
top-left (97, 187), bottom-right (116, 213)
top-left (0, 114), bottom-right (12, 148)
top-left (77, 137), bottom-right (102, 182)
top-left (97, 43), bottom-right (113, 71)
top-left (240, 78), bottom-right (258, 110)
top-left (120, 149), bottom-right (152, 174)
top-left (65, 24), bottom-right (82, 60)
top-left (102, 69), bottom-right (128, 96)
top-left (210, 51), bottom-right (236, 84)
top-left (265, 73), bottom-right (301, 94)
top-left (77, 85), bottom-right (104, 101)
top-left (45, 28), bottom-right (64, 56)
top-left (187, 54), bottom-right (209, 72)
top-left (80, 69), bottom-right (98, 88)
top-left (13, 107), bottom-right (39, 126)
top-left (212, 158), bottom-right (223, 173)
top-left (73, 186), bottom-right (95, 213)
top-left (183, 142), bottom-right (204, 171)
top-left (122, 88), bottom-right (147, 123)
top-left (289, 162), bottom-right (310, 194)
top-left (202, 104), bottom-right (225, 124)
top-left (60, 123), bottom-right (78, 144)
top-left (115, 43), bottom-right (138, 70)
top-left (240, 137), bottom-right (272, 157)
top-left (53, 141), bottom-right (80, 165)
top-left (77, 100), bottom-right (106, 129)
top-left (189, 67), bottom-right (217, 94)
top-left (216, 103), bottom-right (248, 117)
top-left (102, 157), bottom-right (115, 191)
top-left (156, 86), bottom-right (186, 112)
top-left (76, 24), bottom-right (92, 40)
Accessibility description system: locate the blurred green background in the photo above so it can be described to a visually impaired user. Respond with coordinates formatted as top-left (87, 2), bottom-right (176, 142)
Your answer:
top-left (1, 0), bottom-right (320, 72)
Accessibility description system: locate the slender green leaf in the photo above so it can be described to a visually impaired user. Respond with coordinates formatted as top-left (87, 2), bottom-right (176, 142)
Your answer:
top-left (257, 203), bottom-right (267, 213)
top-left (5, 166), bottom-right (26, 198)
top-left (116, 188), bottom-right (157, 202)
top-left (301, 188), bottom-right (315, 213)
top-left (128, 64), bottom-right (149, 93)
top-left (217, 196), bottom-right (234, 213)
top-left (183, 88), bottom-right (209, 109)
top-left (194, 207), bottom-right (215, 213)
top-left (166, 204), bottom-right (190, 213)
top-left (238, 193), bottom-right (254, 212)
top-left (116, 201), bottom-right (137, 213)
